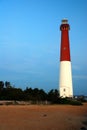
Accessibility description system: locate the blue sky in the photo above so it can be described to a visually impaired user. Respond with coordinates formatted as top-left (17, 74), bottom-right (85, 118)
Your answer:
top-left (0, 0), bottom-right (87, 95)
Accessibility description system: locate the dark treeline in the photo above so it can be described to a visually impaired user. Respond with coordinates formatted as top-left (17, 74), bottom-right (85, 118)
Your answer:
top-left (0, 81), bottom-right (85, 105)
top-left (0, 81), bottom-right (60, 103)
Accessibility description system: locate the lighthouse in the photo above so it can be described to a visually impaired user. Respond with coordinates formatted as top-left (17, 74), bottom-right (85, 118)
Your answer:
top-left (59, 19), bottom-right (73, 98)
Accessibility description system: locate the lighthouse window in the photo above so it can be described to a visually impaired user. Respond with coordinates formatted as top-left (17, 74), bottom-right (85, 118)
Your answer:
top-left (64, 47), bottom-right (66, 50)
top-left (64, 89), bottom-right (66, 92)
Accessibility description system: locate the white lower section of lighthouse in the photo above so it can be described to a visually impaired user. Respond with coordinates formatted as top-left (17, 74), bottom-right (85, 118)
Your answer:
top-left (59, 61), bottom-right (73, 98)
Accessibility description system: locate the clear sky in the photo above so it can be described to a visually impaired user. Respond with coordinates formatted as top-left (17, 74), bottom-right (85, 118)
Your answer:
top-left (0, 0), bottom-right (87, 95)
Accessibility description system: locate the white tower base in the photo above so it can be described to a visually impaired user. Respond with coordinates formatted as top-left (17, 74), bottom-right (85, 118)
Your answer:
top-left (59, 61), bottom-right (73, 98)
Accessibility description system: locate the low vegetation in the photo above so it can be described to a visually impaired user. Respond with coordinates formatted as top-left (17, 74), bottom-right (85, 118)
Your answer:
top-left (0, 81), bottom-right (86, 105)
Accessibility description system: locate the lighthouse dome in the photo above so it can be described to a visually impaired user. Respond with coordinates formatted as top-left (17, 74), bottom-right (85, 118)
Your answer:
top-left (62, 19), bottom-right (68, 24)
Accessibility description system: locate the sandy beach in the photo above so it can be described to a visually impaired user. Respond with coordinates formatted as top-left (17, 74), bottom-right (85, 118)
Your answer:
top-left (0, 103), bottom-right (87, 130)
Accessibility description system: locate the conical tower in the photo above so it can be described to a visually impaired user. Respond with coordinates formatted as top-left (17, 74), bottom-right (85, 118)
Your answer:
top-left (59, 19), bottom-right (73, 98)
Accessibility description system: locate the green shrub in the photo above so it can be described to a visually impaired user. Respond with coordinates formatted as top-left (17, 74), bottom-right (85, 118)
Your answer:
top-left (69, 100), bottom-right (83, 105)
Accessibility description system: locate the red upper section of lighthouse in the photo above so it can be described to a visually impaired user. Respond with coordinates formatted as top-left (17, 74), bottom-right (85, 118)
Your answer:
top-left (60, 19), bottom-right (71, 61)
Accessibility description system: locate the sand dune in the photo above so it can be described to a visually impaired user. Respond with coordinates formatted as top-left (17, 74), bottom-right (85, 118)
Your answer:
top-left (0, 103), bottom-right (87, 130)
